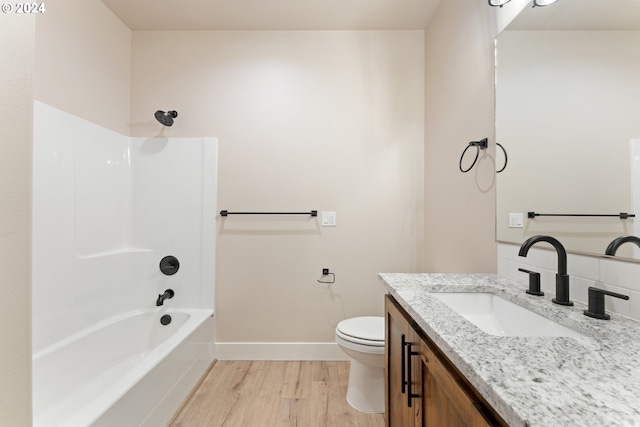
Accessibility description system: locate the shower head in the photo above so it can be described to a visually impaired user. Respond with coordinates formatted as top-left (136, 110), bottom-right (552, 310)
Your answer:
top-left (155, 110), bottom-right (178, 126)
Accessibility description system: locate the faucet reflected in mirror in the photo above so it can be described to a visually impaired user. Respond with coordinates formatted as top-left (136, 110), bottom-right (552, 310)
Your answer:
top-left (605, 236), bottom-right (640, 256)
top-left (518, 235), bottom-right (573, 306)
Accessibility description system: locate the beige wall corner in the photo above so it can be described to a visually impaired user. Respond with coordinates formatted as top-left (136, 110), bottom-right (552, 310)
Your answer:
top-left (33, 0), bottom-right (132, 135)
top-left (0, 14), bottom-right (35, 426)
top-left (422, 0), bottom-right (501, 273)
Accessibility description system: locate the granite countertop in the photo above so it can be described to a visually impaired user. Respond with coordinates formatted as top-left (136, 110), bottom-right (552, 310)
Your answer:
top-left (379, 273), bottom-right (640, 427)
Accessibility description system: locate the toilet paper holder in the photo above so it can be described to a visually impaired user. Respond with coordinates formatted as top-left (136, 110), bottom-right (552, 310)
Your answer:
top-left (318, 268), bottom-right (335, 284)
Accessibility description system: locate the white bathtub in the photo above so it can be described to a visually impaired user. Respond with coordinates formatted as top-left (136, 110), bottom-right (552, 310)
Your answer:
top-left (32, 308), bottom-right (215, 427)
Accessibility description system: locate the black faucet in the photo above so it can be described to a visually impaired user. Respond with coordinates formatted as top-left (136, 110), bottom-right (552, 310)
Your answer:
top-left (605, 236), bottom-right (640, 256)
top-left (518, 235), bottom-right (573, 306)
top-left (156, 289), bottom-right (175, 306)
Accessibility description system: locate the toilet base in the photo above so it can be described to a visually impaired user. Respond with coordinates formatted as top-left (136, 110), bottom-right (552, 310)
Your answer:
top-left (345, 359), bottom-right (385, 413)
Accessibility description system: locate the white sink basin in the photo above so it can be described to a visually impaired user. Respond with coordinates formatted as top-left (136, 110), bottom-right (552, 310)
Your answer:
top-left (432, 293), bottom-right (585, 338)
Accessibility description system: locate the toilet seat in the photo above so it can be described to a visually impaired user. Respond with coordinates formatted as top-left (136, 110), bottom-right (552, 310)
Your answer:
top-left (336, 316), bottom-right (385, 347)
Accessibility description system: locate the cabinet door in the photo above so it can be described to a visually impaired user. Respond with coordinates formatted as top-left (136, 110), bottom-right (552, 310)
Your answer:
top-left (385, 295), bottom-right (422, 427)
top-left (420, 338), bottom-right (494, 427)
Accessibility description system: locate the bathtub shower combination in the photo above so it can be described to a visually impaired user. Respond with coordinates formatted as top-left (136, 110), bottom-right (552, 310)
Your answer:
top-left (32, 101), bottom-right (217, 427)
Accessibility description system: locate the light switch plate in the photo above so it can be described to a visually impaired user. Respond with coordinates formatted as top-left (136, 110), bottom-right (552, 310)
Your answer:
top-left (322, 211), bottom-right (336, 226)
top-left (509, 213), bottom-right (524, 228)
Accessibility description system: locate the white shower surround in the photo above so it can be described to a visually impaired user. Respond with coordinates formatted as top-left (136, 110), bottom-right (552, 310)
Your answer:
top-left (32, 101), bottom-right (217, 425)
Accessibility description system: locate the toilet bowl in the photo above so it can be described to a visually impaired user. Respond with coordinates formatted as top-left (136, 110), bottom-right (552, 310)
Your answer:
top-left (335, 316), bottom-right (385, 413)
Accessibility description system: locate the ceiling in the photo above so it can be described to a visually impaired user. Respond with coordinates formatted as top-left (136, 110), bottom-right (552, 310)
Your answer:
top-left (100, 0), bottom-right (442, 31)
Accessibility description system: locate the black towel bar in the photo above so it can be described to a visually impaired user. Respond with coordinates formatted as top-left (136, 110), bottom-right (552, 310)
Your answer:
top-left (220, 210), bottom-right (318, 217)
top-left (528, 212), bottom-right (635, 219)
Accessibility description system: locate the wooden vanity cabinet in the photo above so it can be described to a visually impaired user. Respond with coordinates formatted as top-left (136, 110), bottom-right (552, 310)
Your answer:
top-left (385, 295), bottom-right (507, 427)
top-left (385, 293), bottom-right (422, 426)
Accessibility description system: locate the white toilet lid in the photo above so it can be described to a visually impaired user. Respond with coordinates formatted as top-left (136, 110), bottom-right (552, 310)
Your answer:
top-left (336, 316), bottom-right (385, 344)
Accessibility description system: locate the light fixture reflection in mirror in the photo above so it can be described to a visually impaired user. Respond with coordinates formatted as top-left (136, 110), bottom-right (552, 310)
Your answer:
top-left (488, 0), bottom-right (512, 6)
top-left (533, 0), bottom-right (559, 6)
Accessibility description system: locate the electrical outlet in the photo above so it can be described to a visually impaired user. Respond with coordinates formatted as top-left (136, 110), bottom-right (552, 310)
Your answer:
top-left (322, 268), bottom-right (329, 275)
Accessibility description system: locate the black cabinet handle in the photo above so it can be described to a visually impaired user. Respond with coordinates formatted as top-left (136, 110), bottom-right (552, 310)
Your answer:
top-left (405, 341), bottom-right (420, 407)
top-left (401, 334), bottom-right (407, 394)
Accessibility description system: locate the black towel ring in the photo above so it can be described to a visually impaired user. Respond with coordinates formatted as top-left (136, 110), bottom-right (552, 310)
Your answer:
top-left (496, 142), bottom-right (508, 173)
top-left (459, 138), bottom-right (488, 173)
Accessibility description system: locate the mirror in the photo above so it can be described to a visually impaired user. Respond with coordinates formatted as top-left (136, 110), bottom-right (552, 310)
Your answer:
top-left (495, 0), bottom-right (640, 260)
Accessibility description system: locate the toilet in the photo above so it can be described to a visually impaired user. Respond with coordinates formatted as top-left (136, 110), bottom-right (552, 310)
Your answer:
top-left (335, 316), bottom-right (385, 413)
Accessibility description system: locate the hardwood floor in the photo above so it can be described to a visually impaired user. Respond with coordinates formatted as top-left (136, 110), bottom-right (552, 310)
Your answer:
top-left (170, 361), bottom-right (385, 427)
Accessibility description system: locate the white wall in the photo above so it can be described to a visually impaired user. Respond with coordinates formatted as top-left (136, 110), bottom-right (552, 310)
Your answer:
top-left (34, 0), bottom-right (131, 135)
top-left (131, 30), bottom-right (425, 350)
top-left (422, 0), bottom-right (500, 272)
top-left (0, 15), bottom-right (35, 427)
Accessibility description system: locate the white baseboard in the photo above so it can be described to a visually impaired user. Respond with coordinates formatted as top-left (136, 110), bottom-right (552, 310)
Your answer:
top-left (214, 342), bottom-right (349, 361)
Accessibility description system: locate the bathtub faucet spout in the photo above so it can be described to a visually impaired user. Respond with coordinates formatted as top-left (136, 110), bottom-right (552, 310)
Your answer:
top-left (156, 289), bottom-right (174, 306)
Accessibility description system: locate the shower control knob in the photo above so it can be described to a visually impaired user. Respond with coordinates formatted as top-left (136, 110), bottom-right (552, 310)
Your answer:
top-left (160, 256), bottom-right (180, 275)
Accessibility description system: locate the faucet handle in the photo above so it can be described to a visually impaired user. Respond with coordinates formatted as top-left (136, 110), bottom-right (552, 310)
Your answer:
top-left (584, 287), bottom-right (629, 320)
top-left (518, 268), bottom-right (544, 296)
